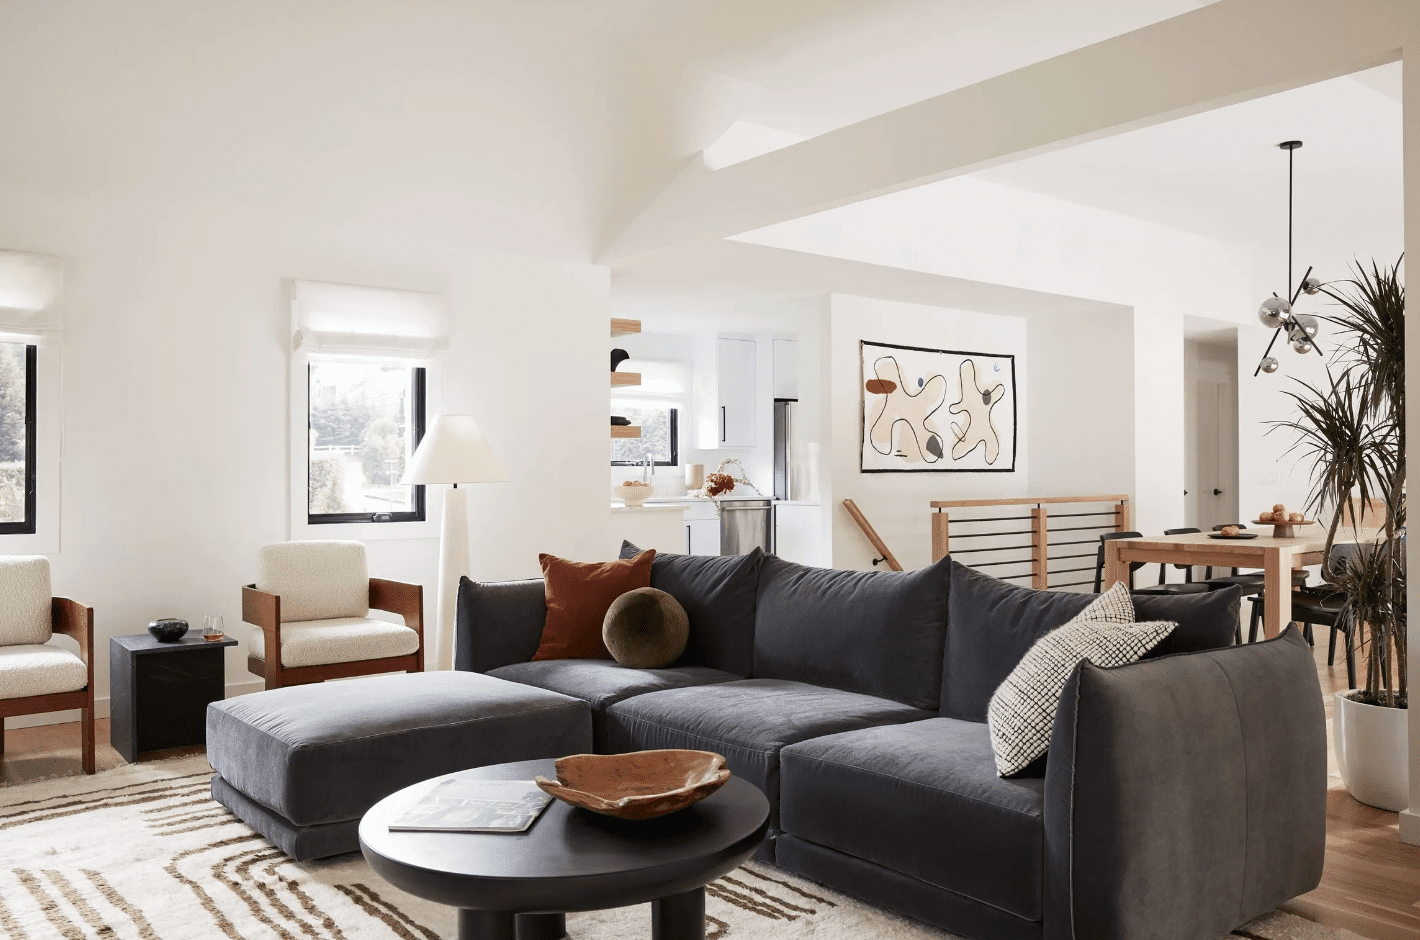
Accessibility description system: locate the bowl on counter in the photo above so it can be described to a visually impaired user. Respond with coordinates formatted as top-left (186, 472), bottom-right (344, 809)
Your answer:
top-left (615, 484), bottom-right (652, 508)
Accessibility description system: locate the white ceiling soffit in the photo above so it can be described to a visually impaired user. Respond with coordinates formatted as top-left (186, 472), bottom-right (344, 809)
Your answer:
top-left (600, 0), bottom-right (1404, 264)
top-left (610, 239), bottom-right (1121, 320)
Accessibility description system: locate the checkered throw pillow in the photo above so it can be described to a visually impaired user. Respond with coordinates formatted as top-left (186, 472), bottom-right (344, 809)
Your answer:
top-left (987, 582), bottom-right (1176, 777)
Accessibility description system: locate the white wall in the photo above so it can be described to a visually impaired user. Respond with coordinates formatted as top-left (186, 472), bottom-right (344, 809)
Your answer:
top-left (827, 294), bottom-right (1030, 571)
top-left (1028, 309), bottom-right (1135, 500)
top-left (0, 189), bottom-right (610, 723)
top-left (740, 176), bottom-right (1256, 538)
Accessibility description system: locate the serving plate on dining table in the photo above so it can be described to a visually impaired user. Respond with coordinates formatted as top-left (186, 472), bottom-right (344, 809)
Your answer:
top-left (1208, 532), bottom-right (1259, 540)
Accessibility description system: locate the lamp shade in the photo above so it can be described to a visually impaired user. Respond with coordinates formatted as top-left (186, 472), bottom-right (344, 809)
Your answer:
top-left (401, 414), bottom-right (508, 485)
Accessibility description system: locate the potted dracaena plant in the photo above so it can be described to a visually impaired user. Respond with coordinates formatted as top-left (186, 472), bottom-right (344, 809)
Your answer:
top-left (1273, 256), bottom-right (1406, 811)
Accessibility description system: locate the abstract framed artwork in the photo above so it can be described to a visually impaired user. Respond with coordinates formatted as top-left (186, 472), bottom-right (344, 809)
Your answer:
top-left (860, 340), bottom-right (1016, 473)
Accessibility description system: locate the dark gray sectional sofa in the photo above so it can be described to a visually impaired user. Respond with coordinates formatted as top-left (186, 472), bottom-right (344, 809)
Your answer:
top-left (455, 547), bottom-right (1327, 940)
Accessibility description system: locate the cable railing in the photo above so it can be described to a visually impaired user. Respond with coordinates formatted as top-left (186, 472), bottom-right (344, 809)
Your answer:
top-left (930, 495), bottom-right (1131, 591)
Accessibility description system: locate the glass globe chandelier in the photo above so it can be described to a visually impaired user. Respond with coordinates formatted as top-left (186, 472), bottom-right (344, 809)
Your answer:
top-left (1253, 140), bottom-right (1325, 377)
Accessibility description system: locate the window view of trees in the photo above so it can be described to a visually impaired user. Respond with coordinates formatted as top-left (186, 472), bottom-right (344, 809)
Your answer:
top-left (0, 344), bottom-right (29, 524)
top-left (610, 404), bottom-right (677, 467)
top-left (308, 361), bottom-right (420, 517)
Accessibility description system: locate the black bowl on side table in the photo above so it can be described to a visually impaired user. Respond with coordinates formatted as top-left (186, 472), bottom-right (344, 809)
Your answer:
top-left (147, 618), bottom-right (189, 642)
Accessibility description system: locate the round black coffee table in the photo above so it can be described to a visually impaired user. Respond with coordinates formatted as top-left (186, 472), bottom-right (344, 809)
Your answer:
top-left (359, 758), bottom-right (769, 940)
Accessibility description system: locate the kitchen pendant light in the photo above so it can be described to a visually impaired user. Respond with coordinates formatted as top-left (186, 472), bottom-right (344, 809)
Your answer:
top-left (1253, 140), bottom-right (1325, 377)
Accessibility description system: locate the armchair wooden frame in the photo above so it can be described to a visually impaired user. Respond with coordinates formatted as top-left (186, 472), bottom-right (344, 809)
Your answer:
top-left (242, 579), bottom-right (424, 689)
top-left (0, 598), bottom-right (96, 774)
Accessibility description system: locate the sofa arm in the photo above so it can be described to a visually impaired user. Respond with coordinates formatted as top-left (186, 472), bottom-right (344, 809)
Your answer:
top-left (1043, 627), bottom-right (1325, 940)
top-left (453, 575), bottom-right (547, 673)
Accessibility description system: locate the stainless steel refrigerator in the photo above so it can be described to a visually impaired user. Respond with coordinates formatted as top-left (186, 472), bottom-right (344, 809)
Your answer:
top-left (773, 398), bottom-right (797, 501)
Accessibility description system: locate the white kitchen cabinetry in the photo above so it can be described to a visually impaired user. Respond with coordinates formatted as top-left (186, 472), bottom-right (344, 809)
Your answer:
top-left (684, 500), bottom-right (721, 556)
top-left (694, 334), bottom-right (758, 449)
top-left (772, 339), bottom-right (798, 399)
top-left (716, 338), bottom-right (756, 447)
top-left (773, 503), bottom-right (821, 565)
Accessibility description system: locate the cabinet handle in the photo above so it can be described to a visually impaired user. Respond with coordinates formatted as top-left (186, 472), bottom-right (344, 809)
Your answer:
top-left (721, 406), bottom-right (727, 442)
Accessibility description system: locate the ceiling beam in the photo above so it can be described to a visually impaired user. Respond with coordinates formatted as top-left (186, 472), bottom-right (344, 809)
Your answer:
top-left (600, 0), bottom-right (1404, 264)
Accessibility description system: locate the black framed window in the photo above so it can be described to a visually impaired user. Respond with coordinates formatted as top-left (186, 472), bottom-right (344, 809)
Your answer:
top-left (610, 404), bottom-right (678, 467)
top-left (308, 360), bottom-right (426, 524)
top-left (0, 343), bottom-right (36, 535)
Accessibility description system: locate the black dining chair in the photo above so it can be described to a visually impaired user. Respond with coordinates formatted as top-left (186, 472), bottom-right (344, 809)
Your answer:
top-left (1092, 531), bottom-right (1213, 597)
top-left (1246, 587), bottom-right (1353, 686)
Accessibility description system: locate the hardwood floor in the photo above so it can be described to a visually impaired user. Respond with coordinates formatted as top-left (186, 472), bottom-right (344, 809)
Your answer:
top-left (0, 716), bottom-right (204, 784)
top-left (1284, 639), bottom-right (1420, 939)
top-left (3, 644), bottom-right (1418, 938)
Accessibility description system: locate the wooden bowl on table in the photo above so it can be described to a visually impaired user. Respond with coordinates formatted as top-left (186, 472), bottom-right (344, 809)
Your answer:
top-left (1252, 517), bottom-right (1317, 538)
top-left (534, 750), bottom-right (731, 820)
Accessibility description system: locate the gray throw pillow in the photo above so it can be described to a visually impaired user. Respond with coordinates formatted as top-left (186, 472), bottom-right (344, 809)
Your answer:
top-left (987, 582), bottom-right (1175, 777)
top-left (602, 588), bottom-right (690, 669)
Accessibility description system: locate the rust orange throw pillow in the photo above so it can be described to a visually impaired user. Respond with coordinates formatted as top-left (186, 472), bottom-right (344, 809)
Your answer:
top-left (532, 550), bottom-right (656, 661)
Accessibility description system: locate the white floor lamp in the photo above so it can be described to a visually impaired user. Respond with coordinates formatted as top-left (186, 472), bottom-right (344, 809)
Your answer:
top-left (401, 414), bottom-right (508, 671)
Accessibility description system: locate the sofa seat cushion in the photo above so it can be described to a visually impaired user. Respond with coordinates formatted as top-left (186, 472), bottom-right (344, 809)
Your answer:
top-left (487, 660), bottom-right (738, 750)
top-left (605, 679), bottom-right (933, 832)
top-left (206, 671), bottom-right (592, 828)
top-left (779, 717), bottom-right (1045, 921)
top-left (0, 644), bottom-right (86, 699)
top-left (248, 617), bottom-right (419, 668)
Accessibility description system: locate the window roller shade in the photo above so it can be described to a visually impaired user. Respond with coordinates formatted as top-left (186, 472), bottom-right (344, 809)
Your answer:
top-left (0, 251), bottom-right (62, 338)
top-left (292, 280), bottom-right (449, 357)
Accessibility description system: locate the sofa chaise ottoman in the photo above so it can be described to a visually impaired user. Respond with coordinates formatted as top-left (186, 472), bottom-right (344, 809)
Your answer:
top-left (206, 671), bottom-right (591, 860)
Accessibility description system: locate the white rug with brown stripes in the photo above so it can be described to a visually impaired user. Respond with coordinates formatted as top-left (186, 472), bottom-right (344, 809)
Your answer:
top-left (0, 757), bottom-right (1366, 940)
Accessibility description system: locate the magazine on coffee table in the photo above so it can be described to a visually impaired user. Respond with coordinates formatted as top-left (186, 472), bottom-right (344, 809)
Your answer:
top-left (388, 778), bottom-right (554, 833)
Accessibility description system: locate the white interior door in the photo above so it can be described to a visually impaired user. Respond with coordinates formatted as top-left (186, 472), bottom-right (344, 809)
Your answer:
top-left (1195, 379), bottom-right (1238, 530)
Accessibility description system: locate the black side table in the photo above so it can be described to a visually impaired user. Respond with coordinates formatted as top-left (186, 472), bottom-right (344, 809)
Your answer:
top-left (110, 633), bottom-right (238, 762)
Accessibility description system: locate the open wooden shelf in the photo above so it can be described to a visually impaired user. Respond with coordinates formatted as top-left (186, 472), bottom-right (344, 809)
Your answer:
top-left (611, 371), bottom-right (641, 387)
top-left (610, 425), bottom-right (642, 439)
top-left (611, 318), bottom-right (641, 337)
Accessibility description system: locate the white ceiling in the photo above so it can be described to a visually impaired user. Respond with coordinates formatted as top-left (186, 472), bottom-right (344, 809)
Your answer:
top-left (971, 63), bottom-right (1405, 282)
top-left (0, 0), bottom-right (1214, 262)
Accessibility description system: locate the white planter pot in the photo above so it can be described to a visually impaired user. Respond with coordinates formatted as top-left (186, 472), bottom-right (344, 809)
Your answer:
top-left (1333, 689), bottom-right (1409, 812)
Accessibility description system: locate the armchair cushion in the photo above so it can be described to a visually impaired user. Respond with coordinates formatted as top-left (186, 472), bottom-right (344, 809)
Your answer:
top-left (0, 555), bottom-right (52, 646)
top-left (249, 617), bottom-right (418, 668)
top-left (258, 541), bottom-right (369, 622)
top-left (0, 644), bottom-right (86, 699)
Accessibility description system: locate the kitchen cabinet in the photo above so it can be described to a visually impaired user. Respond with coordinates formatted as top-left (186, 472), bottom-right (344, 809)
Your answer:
top-left (716, 337), bottom-right (756, 447)
top-left (773, 502), bottom-right (822, 566)
top-left (686, 518), bottom-right (720, 556)
top-left (772, 339), bottom-right (798, 399)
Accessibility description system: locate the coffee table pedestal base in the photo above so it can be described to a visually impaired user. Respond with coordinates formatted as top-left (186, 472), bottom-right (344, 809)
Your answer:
top-left (454, 888), bottom-right (706, 940)
top-left (653, 887), bottom-right (706, 940)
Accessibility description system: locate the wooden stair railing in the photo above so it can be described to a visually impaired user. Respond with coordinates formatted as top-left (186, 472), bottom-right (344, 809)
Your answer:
top-left (930, 495), bottom-right (1130, 590)
top-left (841, 499), bottom-right (904, 571)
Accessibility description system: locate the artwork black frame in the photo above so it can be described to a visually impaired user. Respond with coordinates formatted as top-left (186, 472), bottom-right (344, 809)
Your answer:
top-left (859, 339), bottom-right (1017, 473)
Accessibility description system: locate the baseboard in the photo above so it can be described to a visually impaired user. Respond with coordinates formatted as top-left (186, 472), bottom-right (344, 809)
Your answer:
top-left (3, 678), bottom-right (267, 730)
top-left (1399, 808), bottom-right (1420, 845)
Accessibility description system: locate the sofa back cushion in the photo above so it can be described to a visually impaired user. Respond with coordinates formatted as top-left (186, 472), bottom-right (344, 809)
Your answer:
top-left (943, 562), bottom-right (1243, 721)
top-left (619, 542), bottom-right (763, 677)
top-left (258, 540), bottom-right (369, 623)
top-left (455, 576), bottom-right (547, 673)
top-left (753, 554), bottom-right (950, 711)
top-left (0, 555), bottom-right (51, 646)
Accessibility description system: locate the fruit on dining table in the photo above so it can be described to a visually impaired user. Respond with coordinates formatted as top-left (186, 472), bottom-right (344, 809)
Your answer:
top-left (1273, 503), bottom-right (1287, 514)
top-left (1221, 525), bottom-right (1240, 537)
top-left (1289, 512), bottom-right (1304, 523)
top-left (1259, 511), bottom-right (1274, 522)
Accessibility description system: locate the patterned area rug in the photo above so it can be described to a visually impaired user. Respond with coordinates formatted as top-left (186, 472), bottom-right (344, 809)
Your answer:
top-left (0, 757), bottom-right (1367, 940)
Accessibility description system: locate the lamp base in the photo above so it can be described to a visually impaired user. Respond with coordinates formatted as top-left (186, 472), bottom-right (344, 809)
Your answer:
top-left (432, 487), bottom-right (470, 671)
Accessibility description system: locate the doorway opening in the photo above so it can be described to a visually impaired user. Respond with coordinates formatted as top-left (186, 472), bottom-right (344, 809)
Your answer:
top-left (1185, 332), bottom-right (1240, 532)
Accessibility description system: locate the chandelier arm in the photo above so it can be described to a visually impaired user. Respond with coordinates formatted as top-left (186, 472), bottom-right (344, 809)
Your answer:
top-left (1289, 264), bottom-right (1314, 307)
top-left (1253, 326), bottom-right (1284, 377)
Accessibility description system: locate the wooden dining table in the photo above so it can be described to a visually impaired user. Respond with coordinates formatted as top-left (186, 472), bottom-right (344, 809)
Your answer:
top-left (1103, 525), bottom-right (1382, 639)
